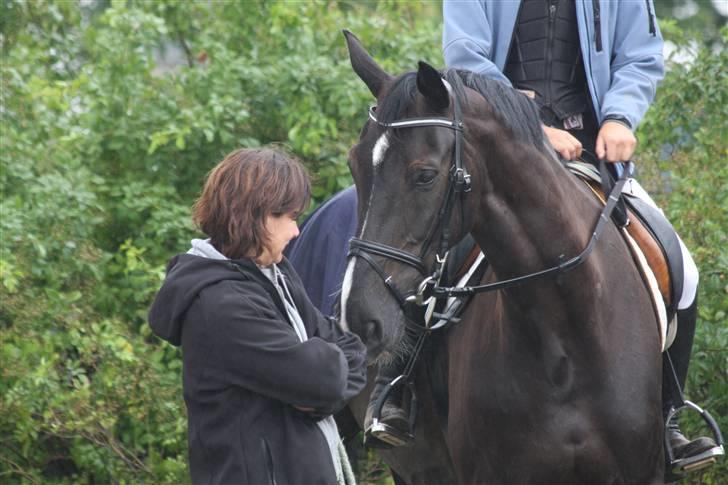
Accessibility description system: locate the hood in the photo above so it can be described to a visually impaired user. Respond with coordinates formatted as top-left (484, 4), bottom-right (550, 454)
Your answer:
top-left (148, 253), bottom-right (247, 346)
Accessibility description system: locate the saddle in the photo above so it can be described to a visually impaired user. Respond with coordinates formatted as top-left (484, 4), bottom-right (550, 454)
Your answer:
top-left (567, 161), bottom-right (683, 350)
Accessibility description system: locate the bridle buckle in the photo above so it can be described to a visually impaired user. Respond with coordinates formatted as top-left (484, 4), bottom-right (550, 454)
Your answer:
top-left (451, 167), bottom-right (471, 192)
top-left (413, 276), bottom-right (436, 306)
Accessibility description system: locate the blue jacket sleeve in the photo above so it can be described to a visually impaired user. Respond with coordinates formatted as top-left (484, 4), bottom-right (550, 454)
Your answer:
top-left (442, 0), bottom-right (511, 85)
top-left (600, 0), bottom-right (664, 129)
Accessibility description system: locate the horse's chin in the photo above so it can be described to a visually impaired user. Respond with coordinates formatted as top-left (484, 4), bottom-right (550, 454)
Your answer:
top-left (371, 348), bottom-right (400, 367)
top-left (368, 332), bottom-right (414, 367)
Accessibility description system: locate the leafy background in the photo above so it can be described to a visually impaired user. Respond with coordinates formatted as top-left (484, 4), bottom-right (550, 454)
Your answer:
top-left (1, 1), bottom-right (725, 483)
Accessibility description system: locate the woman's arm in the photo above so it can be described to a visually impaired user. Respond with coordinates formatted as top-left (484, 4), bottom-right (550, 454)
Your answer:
top-left (210, 283), bottom-right (362, 409)
top-left (311, 314), bottom-right (367, 415)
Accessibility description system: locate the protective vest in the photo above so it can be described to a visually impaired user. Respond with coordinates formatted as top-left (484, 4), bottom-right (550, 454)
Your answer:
top-left (504, 0), bottom-right (590, 124)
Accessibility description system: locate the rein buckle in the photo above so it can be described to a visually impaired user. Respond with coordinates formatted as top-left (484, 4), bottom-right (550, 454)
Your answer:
top-left (412, 276), bottom-right (436, 306)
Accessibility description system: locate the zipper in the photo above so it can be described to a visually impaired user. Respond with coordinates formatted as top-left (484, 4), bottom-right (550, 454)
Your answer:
top-left (645, 0), bottom-right (656, 35)
top-left (592, 0), bottom-right (602, 52)
top-left (545, 0), bottom-right (558, 108)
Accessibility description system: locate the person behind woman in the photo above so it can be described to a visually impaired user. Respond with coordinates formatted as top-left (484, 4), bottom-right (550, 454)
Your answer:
top-left (148, 148), bottom-right (367, 484)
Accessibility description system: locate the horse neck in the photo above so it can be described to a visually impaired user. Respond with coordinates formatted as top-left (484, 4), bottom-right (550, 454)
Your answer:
top-left (468, 133), bottom-right (606, 338)
top-left (471, 139), bottom-right (595, 276)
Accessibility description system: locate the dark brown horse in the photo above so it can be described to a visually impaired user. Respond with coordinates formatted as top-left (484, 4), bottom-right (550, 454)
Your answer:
top-left (339, 32), bottom-right (665, 484)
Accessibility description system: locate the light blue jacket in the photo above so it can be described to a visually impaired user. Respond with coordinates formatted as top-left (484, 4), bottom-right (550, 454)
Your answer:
top-left (442, 0), bottom-right (664, 130)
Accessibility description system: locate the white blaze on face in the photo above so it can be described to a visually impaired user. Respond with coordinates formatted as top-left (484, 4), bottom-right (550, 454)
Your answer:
top-left (340, 196), bottom-right (371, 332)
top-left (339, 259), bottom-right (355, 331)
top-left (341, 140), bottom-right (382, 331)
top-left (372, 132), bottom-right (389, 169)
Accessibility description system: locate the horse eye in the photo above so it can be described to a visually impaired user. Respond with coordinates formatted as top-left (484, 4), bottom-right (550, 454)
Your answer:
top-left (415, 169), bottom-right (438, 187)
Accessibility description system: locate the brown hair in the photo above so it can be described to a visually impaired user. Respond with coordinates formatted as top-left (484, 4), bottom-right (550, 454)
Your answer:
top-left (192, 148), bottom-right (310, 260)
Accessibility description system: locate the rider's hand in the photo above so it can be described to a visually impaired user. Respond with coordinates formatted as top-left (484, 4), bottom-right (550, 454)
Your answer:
top-left (543, 125), bottom-right (582, 160)
top-left (596, 121), bottom-right (637, 163)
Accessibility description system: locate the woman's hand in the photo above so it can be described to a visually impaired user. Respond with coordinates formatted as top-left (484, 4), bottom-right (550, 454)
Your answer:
top-left (596, 121), bottom-right (637, 163)
top-left (543, 125), bottom-right (582, 160)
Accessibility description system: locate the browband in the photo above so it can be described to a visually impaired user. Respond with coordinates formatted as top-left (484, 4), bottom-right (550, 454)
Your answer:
top-left (368, 106), bottom-right (463, 131)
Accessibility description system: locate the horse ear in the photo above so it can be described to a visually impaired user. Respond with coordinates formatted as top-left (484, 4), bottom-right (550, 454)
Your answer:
top-left (416, 61), bottom-right (450, 111)
top-left (343, 30), bottom-right (392, 99)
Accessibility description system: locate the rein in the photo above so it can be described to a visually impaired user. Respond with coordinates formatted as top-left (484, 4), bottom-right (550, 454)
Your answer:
top-left (423, 158), bottom-right (632, 302)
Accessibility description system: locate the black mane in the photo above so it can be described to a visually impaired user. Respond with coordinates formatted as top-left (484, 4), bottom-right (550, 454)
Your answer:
top-left (376, 68), bottom-right (545, 148)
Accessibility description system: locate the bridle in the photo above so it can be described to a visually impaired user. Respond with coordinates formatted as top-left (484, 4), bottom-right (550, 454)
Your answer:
top-left (348, 95), bottom-right (470, 318)
top-left (348, 87), bottom-right (632, 329)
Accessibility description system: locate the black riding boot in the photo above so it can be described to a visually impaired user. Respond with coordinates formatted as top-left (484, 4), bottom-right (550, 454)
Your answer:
top-left (363, 360), bottom-right (413, 448)
top-left (662, 297), bottom-right (720, 480)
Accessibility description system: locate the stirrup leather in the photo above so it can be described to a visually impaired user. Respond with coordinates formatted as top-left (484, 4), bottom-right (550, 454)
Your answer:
top-left (665, 401), bottom-right (725, 475)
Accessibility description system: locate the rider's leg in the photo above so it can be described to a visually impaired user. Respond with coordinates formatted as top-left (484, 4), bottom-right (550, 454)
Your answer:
top-left (623, 179), bottom-right (719, 466)
top-left (663, 295), bottom-right (718, 459)
top-left (669, 236), bottom-right (700, 389)
top-left (662, 240), bottom-right (721, 479)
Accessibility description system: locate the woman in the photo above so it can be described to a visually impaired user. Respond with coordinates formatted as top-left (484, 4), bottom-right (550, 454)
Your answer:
top-left (149, 148), bottom-right (367, 484)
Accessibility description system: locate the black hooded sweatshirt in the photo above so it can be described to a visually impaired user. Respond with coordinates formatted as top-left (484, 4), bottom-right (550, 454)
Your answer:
top-left (149, 254), bottom-right (367, 484)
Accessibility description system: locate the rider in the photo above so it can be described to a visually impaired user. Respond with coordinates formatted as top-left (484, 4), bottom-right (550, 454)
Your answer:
top-left (364, 0), bottom-right (719, 475)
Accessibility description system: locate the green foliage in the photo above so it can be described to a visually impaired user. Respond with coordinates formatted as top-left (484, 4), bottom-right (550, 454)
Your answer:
top-left (1, 1), bottom-right (439, 483)
top-left (1, 1), bottom-right (725, 483)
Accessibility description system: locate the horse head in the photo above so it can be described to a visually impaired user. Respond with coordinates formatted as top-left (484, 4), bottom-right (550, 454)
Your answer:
top-left (340, 31), bottom-right (485, 362)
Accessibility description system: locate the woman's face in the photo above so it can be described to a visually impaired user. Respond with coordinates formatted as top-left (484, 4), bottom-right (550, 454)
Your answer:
top-left (257, 213), bottom-right (300, 266)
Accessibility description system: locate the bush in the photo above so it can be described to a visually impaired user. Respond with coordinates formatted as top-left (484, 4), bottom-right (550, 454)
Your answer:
top-left (1, 1), bottom-right (440, 483)
top-left (1, 1), bottom-right (725, 483)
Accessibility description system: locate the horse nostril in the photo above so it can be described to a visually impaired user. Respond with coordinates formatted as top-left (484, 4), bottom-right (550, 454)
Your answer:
top-left (365, 320), bottom-right (382, 345)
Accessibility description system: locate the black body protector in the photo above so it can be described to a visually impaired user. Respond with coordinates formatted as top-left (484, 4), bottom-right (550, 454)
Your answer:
top-left (504, 0), bottom-right (598, 153)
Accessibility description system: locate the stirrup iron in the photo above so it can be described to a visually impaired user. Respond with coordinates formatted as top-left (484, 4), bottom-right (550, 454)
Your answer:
top-left (368, 418), bottom-right (415, 447)
top-left (665, 401), bottom-right (725, 475)
top-left (365, 375), bottom-right (417, 447)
